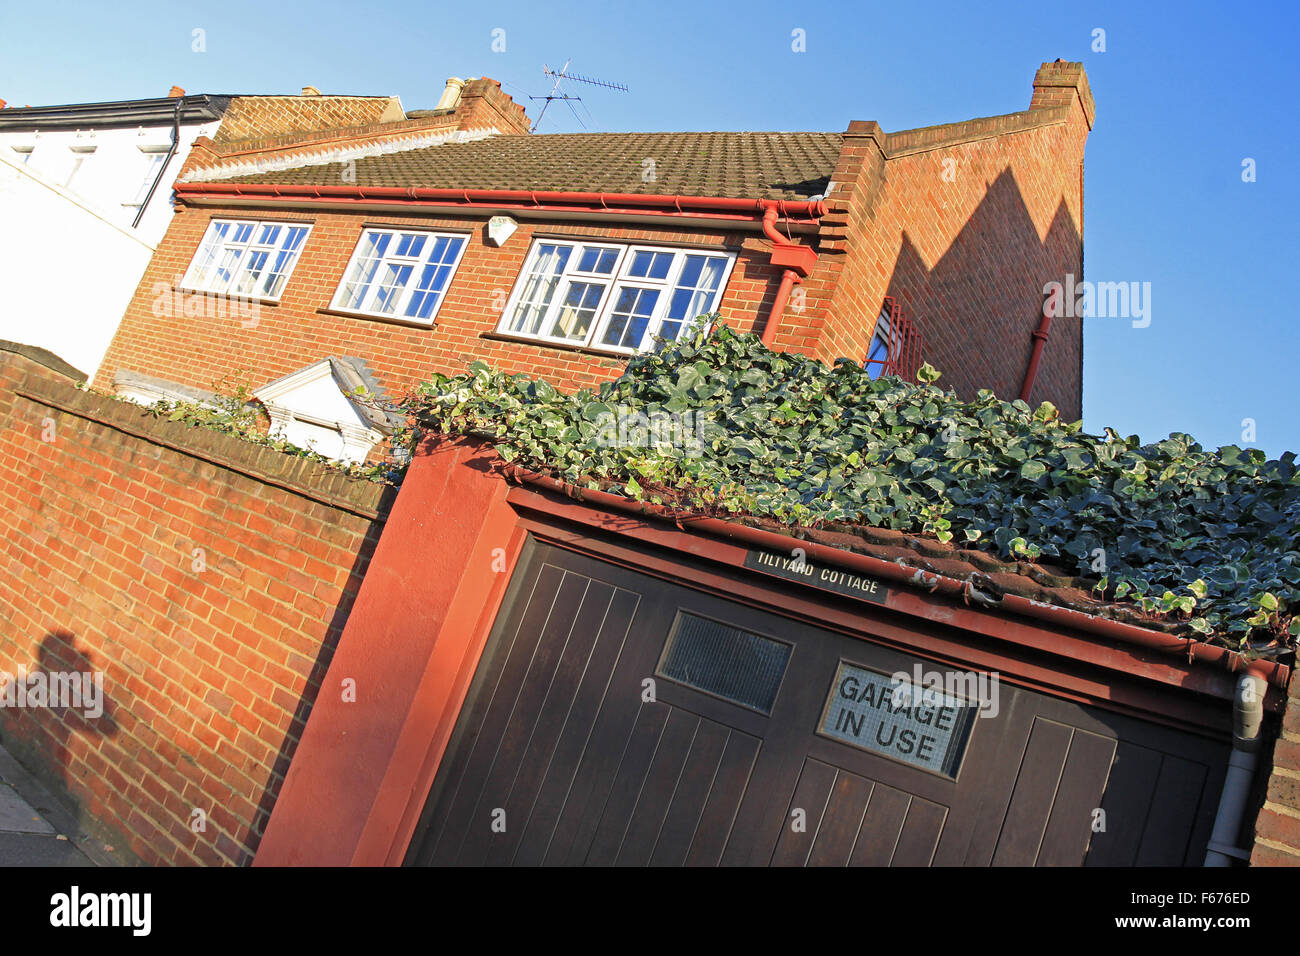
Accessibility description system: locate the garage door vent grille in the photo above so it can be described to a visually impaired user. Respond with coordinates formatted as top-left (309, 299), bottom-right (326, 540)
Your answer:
top-left (657, 612), bottom-right (791, 715)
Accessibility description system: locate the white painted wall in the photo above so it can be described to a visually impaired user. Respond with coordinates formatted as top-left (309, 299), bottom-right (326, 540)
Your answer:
top-left (0, 120), bottom-right (219, 244)
top-left (0, 119), bottom-right (220, 377)
top-left (0, 152), bottom-right (155, 378)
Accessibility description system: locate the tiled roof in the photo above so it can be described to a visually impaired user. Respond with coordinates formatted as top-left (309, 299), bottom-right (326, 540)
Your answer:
top-left (209, 131), bottom-right (844, 200)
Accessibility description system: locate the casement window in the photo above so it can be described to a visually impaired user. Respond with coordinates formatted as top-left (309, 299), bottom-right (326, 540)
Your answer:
top-left (864, 296), bottom-right (923, 381)
top-left (864, 302), bottom-right (894, 380)
top-left (65, 145), bottom-right (95, 188)
top-left (330, 228), bottom-right (468, 324)
top-left (498, 239), bottom-right (736, 353)
top-left (181, 219), bottom-right (311, 300)
top-left (125, 148), bottom-right (170, 208)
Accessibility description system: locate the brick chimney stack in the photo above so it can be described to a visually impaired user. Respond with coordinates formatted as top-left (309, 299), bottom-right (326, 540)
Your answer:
top-left (168, 85), bottom-right (186, 98)
top-left (1030, 60), bottom-right (1095, 129)
top-left (451, 77), bottom-right (531, 134)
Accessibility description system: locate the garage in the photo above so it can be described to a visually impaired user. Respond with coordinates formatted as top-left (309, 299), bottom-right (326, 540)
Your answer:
top-left (407, 534), bottom-right (1229, 867)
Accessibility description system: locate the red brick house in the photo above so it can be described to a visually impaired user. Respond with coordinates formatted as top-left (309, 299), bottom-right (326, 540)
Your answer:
top-left (96, 62), bottom-right (1093, 462)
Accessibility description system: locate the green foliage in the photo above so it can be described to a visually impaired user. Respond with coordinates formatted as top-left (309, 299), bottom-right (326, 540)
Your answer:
top-left (144, 378), bottom-right (403, 484)
top-left (407, 319), bottom-right (1300, 652)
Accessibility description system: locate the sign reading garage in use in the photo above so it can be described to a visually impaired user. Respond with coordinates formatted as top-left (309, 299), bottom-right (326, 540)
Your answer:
top-left (743, 550), bottom-right (889, 604)
top-left (818, 662), bottom-right (979, 778)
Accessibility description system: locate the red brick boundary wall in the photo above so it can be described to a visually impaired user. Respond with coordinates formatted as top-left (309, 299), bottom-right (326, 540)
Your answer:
top-left (0, 346), bottom-right (390, 865)
top-left (1251, 668), bottom-right (1300, 864)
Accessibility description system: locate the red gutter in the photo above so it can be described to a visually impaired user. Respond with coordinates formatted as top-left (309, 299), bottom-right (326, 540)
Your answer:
top-left (1019, 303), bottom-right (1053, 401)
top-left (511, 470), bottom-right (1290, 690)
top-left (175, 180), bottom-right (827, 223)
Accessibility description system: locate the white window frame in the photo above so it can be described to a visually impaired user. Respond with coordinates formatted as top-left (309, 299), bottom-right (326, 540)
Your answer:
top-left (328, 227), bottom-right (470, 325)
top-left (497, 239), bottom-right (737, 354)
top-left (124, 146), bottom-right (171, 209)
top-left (180, 218), bottom-right (313, 302)
top-left (65, 145), bottom-right (96, 188)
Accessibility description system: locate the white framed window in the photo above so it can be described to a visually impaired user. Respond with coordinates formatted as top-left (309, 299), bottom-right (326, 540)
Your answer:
top-left (11, 146), bottom-right (33, 165)
top-left (181, 218), bottom-right (312, 301)
top-left (498, 239), bottom-right (736, 353)
top-left (125, 148), bottom-right (170, 208)
top-left (65, 145), bottom-right (96, 187)
top-left (329, 228), bottom-right (468, 324)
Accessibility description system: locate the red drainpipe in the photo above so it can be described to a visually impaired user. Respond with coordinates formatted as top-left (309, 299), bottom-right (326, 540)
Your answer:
top-left (758, 202), bottom-right (819, 347)
top-left (1019, 303), bottom-right (1053, 402)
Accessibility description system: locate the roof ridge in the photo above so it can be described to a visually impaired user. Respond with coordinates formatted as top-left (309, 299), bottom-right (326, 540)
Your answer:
top-left (182, 127), bottom-right (500, 183)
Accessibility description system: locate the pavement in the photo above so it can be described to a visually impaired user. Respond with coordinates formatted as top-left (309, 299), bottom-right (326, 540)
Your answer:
top-left (0, 739), bottom-right (123, 866)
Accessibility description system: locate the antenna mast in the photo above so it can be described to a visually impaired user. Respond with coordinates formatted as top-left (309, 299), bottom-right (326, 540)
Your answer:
top-left (530, 61), bottom-right (629, 132)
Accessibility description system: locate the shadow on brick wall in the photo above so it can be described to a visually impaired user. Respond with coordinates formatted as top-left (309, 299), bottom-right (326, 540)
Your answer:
top-left (0, 631), bottom-right (120, 853)
top-left (885, 170), bottom-right (1082, 418)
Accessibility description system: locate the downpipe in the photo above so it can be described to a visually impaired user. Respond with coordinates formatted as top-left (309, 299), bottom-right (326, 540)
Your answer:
top-left (1204, 672), bottom-right (1266, 865)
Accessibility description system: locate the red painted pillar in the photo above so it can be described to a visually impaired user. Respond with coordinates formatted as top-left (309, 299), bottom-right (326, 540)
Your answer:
top-left (254, 435), bottom-right (525, 865)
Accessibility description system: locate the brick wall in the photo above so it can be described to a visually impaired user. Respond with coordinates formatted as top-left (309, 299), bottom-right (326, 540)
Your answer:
top-left (448, 77), bottom-right (532, 135)
top-left (96, 208), bottom-right (777, 398)
top-left (211, 95), bottom-right (404, 145)
top-left (802, 61), bottom-right (1091, 420)
top-left (0, 346), bottom-right (389, 865)
top-left (1250, 669), bottom-right (1300, 865)
top-left (181, 79), bottom-right (527, 181)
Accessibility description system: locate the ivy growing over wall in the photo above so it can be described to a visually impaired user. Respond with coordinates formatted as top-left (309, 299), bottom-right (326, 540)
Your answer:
top-left (409, 319), bottom-right (1299, 654)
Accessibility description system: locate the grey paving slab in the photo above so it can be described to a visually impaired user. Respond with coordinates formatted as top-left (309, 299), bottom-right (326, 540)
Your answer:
top-left (0, 832), bottom-right (94, 866)
top-left (0, 740), bottom-right (126, 866)
top-left (0, 782), bottom-right (56, 834)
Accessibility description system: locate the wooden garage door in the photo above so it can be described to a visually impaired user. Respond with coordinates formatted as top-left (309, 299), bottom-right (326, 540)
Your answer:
top-left (407, 538), bottom-right (1228, 867)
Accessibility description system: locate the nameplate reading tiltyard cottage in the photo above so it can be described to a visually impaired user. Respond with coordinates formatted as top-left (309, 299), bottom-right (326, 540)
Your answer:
top-left (743, 549), bottom-right (891, 604)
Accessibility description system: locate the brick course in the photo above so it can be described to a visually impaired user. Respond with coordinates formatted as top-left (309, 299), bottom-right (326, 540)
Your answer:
top-left (1251, 668), bottom-right (1300, 865)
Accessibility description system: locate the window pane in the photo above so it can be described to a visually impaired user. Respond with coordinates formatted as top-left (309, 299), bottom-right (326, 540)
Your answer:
top-left (576, 246), bottom-right (618, 274)
top-left (601, 286), bottom-right (660, 349)
top-left (373, 263), bottom-right (414, 313)
top-left (628, 250), bottom-right (672, 279)
top-left (507, 243), bottom-right (571, 334)
top-left (396, 233), bottom-right (426, 258)
top-left (658, 255), bottom-right (726, 344)
top-left (338, 231), bottom-right (392, 310)
top-left (552, 281), bottom-right (605, 340)
top-left (403, 235), bottom-right (464, 318)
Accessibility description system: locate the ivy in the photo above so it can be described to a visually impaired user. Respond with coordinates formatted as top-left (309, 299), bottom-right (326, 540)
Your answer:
top-left (407, 319), bottom-right (1300, 653)
top-left (141, 381), bottom-right (405, 484)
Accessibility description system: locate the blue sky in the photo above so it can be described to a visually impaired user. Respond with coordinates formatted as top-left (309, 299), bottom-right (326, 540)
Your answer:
top-left (3, 0), bottom-right (1297, 455)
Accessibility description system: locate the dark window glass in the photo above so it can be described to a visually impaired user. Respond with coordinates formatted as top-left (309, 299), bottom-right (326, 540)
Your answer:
top-left (657, 612), bottom-right (791, 714)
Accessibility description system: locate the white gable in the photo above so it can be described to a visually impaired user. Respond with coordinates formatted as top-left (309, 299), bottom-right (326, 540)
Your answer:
top-left (253, 360), bottom-right (383, 464)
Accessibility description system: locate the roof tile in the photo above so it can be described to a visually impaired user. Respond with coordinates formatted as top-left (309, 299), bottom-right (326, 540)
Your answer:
top-left (211, 131), bottom-right (843, 200)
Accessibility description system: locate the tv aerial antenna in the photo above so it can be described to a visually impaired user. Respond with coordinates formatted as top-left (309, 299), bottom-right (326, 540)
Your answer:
top-left (530, 60), bottom-right (628, 132)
